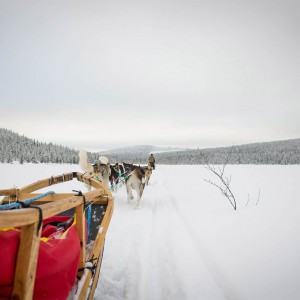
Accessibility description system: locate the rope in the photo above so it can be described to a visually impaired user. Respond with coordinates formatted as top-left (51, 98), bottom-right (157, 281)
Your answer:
top-left (0, 191), bottom-right (55, 210)
top-left (84, 194), bottom-right (112, 213)
top-left (73, 190), bottom-right (92, 235)
top-left (78, 256), bottom-right (98, 278)
top-left (87, 204), bottom-right (92, 234)
top-left (17, 201), bottom-right (43, 235)
top-left (109, 173), bottom-right (130, 190)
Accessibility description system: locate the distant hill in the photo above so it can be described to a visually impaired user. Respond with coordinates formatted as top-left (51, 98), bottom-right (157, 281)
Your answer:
top-left (99, 145), bottom-right (187, 164)
top-left (99, 139), bottom-right (300, 165)
top-left (0, 128), bottom-right (299, 164)
top-left (152, 139), bottom-right (300, 165)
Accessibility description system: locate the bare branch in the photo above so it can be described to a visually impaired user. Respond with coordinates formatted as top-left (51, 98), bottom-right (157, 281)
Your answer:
top-left (246, 193), bottom-right (250, 206)
top-left (256, 188), bottom-right (261, 206)
top-left (204, 176), bottom-right (236, 210)
top-left (204, 148), bottom-right (237, 210)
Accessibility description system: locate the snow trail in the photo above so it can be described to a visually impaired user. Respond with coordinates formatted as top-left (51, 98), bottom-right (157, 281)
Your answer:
top-left (95, 173), bottom-right (225, 300)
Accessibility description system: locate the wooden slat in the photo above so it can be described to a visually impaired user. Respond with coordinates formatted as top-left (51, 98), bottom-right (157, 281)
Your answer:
top-left (75, 197), bottom-right (114, 299)
top-left (41, 196), bottom-right (84, 219)
top-left (31, 196), bottom-right (108, 205)
top-left (2, 193), bottom-right (75, 203)
top-left (77, 271), bottom-right (92, 300)
top-left (87, 200), bottom-right (114, 261)
top-left (12, 223), bottom-right (41, 300)
top-left (0, 193), bottom-right (110, 228)
top-left (18, 193), bottom-right (75, 201)
top-left (87, 235), bottom-right (105, 300)
top-left (0, 209), bottom-right (40, 228)
top-left (19, 178), bottom-right (55, 194)
top-left (76, 204), bottom-right (86, 278)
top-left (19, 173), bottom-right (75, 194)
top-left (98, 199), bottom-right (114, 236)
top-left (84, 188), bottom-right (109, 203)
top-left (86, 199), bottom-right (114, 299)
top-left (80, 178), bottom-right (113, 299)
top-left (2, 192), bottom-right (109, 205)
top-left (0, 196), bottom-right (84, 228)
top-left (0, 188), bottom-right (18, 196)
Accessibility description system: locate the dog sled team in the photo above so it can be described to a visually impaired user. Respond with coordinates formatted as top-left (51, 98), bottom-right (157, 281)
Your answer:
top-left (79, 150), bottom-right (155, 207)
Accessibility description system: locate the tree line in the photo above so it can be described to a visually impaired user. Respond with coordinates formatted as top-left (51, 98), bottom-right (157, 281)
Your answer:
top-left (152, 140), bottom-right (300, 165)
top-left (0, 128), bottom-right (299, 165)
top-left (0, 128), bottom-right (97, 164)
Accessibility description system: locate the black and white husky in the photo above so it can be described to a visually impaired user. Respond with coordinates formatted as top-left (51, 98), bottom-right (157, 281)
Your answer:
top-left (79, 150), bottom-right (111, 188)
top-left (109, 163), bottom-right (125, 192)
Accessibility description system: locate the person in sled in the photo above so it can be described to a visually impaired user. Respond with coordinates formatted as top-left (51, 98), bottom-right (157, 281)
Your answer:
top-left (148, 153), bottom-right (156, 170)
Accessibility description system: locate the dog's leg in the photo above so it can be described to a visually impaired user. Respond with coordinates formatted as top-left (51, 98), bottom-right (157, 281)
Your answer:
top-left (114, 178), bottom-right (119, 192)
top-left (126, 182), bottom-right (134, 202)
top-left (145, 175), bottom-right (149, 185)
top-left (135, 191), bottom-right (140, 208)
top-left (135, 183), bottom-right (145, 208)
top-left (110, 178), bottom-right (115, 192)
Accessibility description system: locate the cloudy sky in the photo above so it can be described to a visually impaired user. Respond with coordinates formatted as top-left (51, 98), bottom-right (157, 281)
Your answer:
top-left (0, 0), bottom-right (299, 151)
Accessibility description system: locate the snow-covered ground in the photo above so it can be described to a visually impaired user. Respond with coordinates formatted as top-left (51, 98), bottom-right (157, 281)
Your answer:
top-left (1, 163), bottom-right (300, 300)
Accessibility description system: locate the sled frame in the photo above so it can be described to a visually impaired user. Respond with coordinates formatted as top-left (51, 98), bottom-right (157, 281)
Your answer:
top-left (0, 172), bottom-right (113, 300)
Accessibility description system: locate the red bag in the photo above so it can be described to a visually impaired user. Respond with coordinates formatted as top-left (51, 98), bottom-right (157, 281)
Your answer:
top-left (0, 216), bottom-right (80, 300)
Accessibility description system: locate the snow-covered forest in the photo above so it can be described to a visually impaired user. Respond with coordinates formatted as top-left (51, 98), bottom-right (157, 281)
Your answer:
top-left (1, 128), bottom-right (299, 165)
top-left (0, 128), bottom-right (98, 164)
top-left (153, 139), bottom-right (300, 165)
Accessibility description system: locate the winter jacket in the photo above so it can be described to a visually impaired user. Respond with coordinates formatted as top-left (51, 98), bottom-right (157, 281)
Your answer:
top-left (148, 155), bottom-right (155, 163)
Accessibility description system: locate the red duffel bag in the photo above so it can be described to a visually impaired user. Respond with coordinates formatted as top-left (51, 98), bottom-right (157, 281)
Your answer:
top-left (0, 215), bottom-right (80, 300)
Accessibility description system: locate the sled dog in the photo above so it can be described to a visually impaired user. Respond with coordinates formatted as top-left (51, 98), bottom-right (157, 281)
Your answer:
top-left (123, 163), bottom-right (147, 207)
top-left (123, 162), bottom-right (152, 186)
top-left (109, 163), bottom-right (125, 192)
top-left (79, 150), bottom-right (111, 188)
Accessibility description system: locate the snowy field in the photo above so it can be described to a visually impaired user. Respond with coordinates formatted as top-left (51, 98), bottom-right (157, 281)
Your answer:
top-left (1, 163), bottom-right (300, 300)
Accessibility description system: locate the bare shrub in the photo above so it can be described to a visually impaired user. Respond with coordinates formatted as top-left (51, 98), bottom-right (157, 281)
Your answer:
top-left (204, 153), bottom-right (237, 210)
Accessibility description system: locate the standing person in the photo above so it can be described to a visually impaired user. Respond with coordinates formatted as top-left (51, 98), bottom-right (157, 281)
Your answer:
top-left (148, 153), bottom-right (156, 170)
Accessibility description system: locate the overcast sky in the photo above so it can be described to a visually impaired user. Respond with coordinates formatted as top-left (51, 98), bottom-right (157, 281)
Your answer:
top-left (0, 0), bottom-right (299, 151)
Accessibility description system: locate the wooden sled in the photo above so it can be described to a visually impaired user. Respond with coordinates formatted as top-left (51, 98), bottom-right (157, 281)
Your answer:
top-left (0, 172), bottom-right (114, 300)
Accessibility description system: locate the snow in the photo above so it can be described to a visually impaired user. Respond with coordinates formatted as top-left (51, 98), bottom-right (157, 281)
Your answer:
top-left (1, 163), bottom-right (300, 300)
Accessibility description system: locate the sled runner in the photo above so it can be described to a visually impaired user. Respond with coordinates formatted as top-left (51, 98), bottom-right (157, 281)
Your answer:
top-left (0, 172), bottom-right (114, 300)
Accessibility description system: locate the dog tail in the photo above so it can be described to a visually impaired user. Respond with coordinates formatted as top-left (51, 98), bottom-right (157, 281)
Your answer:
top-left (99, 156), bottom-right (109, 165)
top-left (79, 150), bottom-right (93, 173)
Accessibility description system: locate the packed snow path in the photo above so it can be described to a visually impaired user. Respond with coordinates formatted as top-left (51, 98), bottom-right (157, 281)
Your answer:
top-left (95, 170), bottom-right (226, 300)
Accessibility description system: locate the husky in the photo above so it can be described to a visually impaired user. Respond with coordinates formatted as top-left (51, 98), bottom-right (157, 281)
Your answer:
top-left (123, 163), bottom-right (147, 207)
top-left (123, 162), bottom-right (152, 185)
top-left (109, 163), bottom-right (125, 192)
top-left (109, 164), bottom-right (121, 192)
top-left (79, 150), bottom-right (111, 188)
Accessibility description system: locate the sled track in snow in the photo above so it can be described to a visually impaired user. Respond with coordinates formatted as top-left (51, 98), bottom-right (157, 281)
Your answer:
top-left (95, 178), bottom-right (226, 300)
